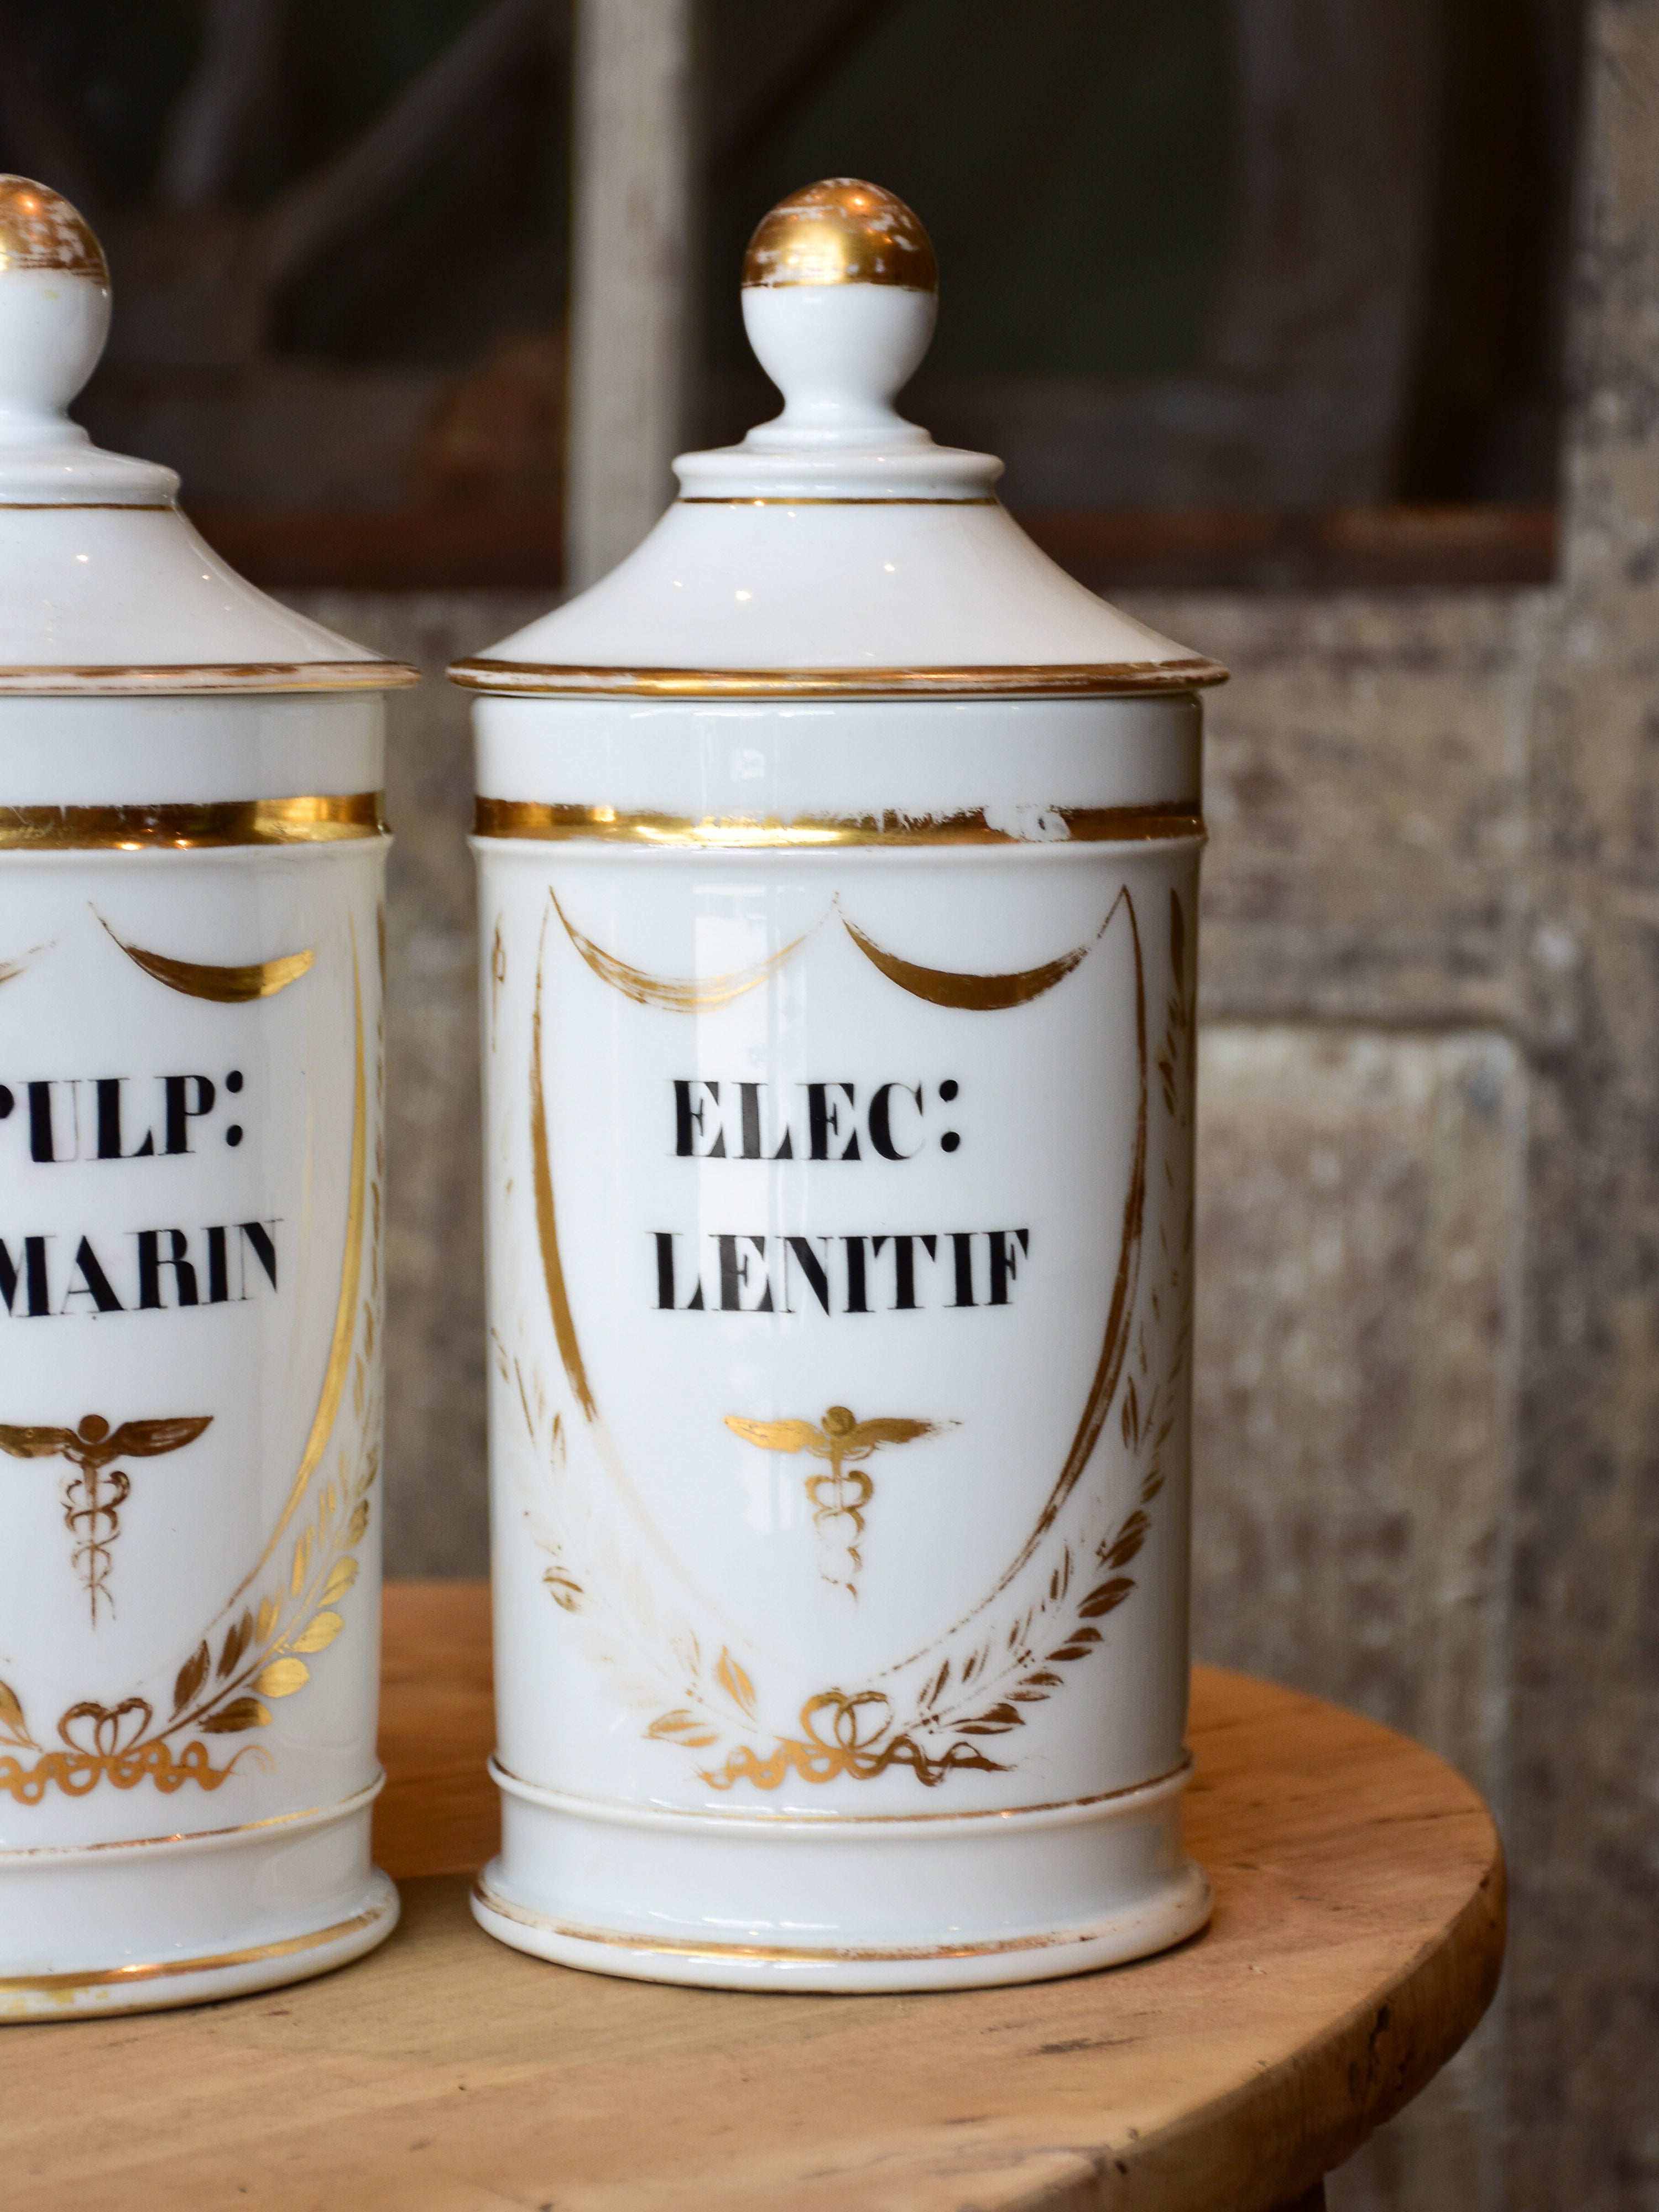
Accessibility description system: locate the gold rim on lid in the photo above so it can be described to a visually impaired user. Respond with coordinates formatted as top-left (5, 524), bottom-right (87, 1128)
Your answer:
top-left (0, 660), bottom-right (421, 696)
top-left (743, 179), bottom-right (937, 291)
top-left (448, 656), bottom-right (1228, 698)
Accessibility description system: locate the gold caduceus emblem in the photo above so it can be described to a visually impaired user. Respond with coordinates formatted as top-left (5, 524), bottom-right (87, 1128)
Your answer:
top-left (724, 1405), bottom-right (941, 1597)
top-left (0, 1413), bottom-right (212, 1624)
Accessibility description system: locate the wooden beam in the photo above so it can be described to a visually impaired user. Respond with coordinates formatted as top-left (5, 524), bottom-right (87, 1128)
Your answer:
top-left (565, 0), bottom-right (697, 588)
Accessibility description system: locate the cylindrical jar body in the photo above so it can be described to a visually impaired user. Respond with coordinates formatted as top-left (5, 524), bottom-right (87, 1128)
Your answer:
top-left (0, 692), bottom-right (395, 2017)
top-left (472, 690), bottom-right (1208, 1990)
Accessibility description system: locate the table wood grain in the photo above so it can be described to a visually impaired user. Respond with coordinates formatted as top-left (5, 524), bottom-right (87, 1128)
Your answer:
top-left (2, 1582), bottom-right (1504, 2212)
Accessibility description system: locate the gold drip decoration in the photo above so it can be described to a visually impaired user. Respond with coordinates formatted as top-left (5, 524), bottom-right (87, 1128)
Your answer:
top-left (554, 891), bottom-right (811, 1010)
top-left (842, 917), bottom-right (1091, 1009)
top-left (101, 917), bottom-right (314, 1001)
top-left (537, 889), bottom-right (1120, 1017)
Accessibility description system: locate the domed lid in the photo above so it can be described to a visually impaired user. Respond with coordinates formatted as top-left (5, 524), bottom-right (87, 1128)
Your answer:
top-left (452, 179), bottom-right (1224, 699)
top-left (0, 177), bottom-right (415, 694)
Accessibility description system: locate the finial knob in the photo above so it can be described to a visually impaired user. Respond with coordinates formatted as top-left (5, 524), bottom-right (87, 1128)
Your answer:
top-left (739, 180), bottom-right (937, 450)
top-left (742, 179), bottom-right (937, 293)
top-left (0, 176), bottom-right (111, 450)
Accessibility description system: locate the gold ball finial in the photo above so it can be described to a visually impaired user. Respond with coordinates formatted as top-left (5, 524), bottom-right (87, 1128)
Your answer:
top-left (742, 179), bottom-right (936, 293)
top-left (0, 176), bottom-right (107, 284)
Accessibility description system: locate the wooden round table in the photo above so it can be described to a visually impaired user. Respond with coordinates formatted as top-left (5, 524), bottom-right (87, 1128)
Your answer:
top-left (3, 1583), bottom-right (1504, 2211)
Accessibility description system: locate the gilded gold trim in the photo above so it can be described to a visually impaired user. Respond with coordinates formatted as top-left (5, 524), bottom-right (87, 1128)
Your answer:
top-left (0, 1772), bottom-right (384, 1858)
top-left (843, 915), bottom-right (1091, 1009)
top-left (452, 659), bottom-right (1227, 698)
top-left (676, 497), bottom-right (998, 507)
top-left (0, 792), bottom-right (386, 850)
top-left (0, 178), bottom-right (106, 280)
top-left (0, 1902), bottom-right (388, 1996)
top-left (0, 664), bottom-right (419, 696)
top-left (927, 885), bottom-right (1147, 1644)
top-left (554, 890), bottom-right (810, 1009)
top-left (491, 1752), bottom-right (1192, 1826)
top-left (545, 894), bottom-right (1110, 1015)
top-left (476, 799), bottom-right (1203, 847)
top-left (531, 911), bottom-right (597, 1419)
top-left (226, 937), bottom-right (367, 1606)
top-left (743, 179), bottom-right (937, 291)
top-left (475, 1882), bottom-right (1165, 1963)
top-left (102, 916), bottom-right (314, 1000)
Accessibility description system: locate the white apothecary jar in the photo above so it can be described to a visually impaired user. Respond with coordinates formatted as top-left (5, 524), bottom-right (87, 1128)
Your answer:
top-left (0, 180), bottom-right (413, 2017)
top-left (457, 181), bottom-right (1228, 1992)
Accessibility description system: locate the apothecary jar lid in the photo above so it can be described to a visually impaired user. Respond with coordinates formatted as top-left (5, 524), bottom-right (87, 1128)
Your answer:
top-left (0, 175), bottom-right (415, 695)
top-left (452, 179), bottom-right (1227, 700)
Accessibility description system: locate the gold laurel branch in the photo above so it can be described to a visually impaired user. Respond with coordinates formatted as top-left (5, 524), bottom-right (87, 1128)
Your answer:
top-left (920, 886), bottom-right (1193, 1744)
top-left (160, 1417), bottom-right (375, 1748)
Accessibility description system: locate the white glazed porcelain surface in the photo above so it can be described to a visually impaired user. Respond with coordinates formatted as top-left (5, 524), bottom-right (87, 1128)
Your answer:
top-left (473, 693), bottom-right (1200, 817)
top-left (467, 275), bottom-right (1206, 679)
top-left (0, 692), bottom-right (383, 804)
top-left (473, 502), bottom-right (1199, 676)
top-left (0, 508), bottom-right (385, 675)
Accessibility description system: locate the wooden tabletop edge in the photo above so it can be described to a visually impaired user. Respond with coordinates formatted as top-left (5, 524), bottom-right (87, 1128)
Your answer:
top-left (992, 1824), bottom-right (1507, 2212)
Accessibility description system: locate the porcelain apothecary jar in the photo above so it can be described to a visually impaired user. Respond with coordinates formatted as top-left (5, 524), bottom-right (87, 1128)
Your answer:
top-left (0, 180), bottom-right (411, 2017)
top-left (456, 180), bottom-right (1227, 1991)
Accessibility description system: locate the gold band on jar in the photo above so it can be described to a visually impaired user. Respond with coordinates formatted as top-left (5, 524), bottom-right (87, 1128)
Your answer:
top-left (0, 1902), bottom-right (388, 1996)
top-left (0, 792), bottom-right (387, 849)
top-left (472, 798), bottom-right (1203, 848)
